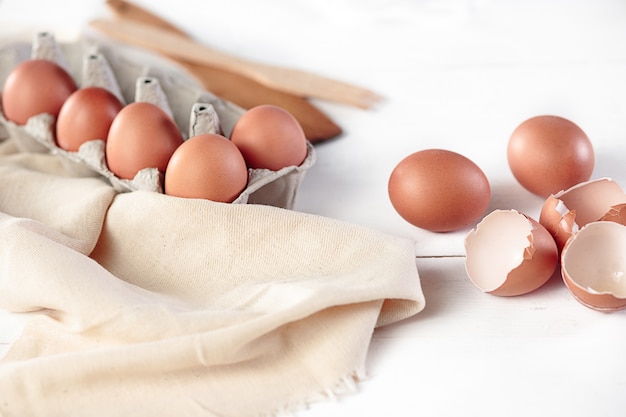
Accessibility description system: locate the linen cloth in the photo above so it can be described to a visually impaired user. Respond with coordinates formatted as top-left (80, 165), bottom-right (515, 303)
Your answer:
top-left (0, 138), bottom-right (425, 416)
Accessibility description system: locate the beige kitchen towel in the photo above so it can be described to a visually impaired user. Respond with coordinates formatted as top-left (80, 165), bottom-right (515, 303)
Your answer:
top-left (0, 138), bottom-right (424, 417)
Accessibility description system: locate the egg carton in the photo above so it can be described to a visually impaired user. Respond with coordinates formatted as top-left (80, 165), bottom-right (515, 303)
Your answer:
top-left (0, 31), bottom-right (315, 209)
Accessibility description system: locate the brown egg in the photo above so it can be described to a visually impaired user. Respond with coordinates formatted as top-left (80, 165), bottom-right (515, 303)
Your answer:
top-left (56, 87), bottom-right (124, 151)
top-left (561, 221), bottom-right (626, 312)
top-left (465, 209), bottom-right (559, 296)
top-left (230, 104), bottom-right (307, 170)
top-left (1, 58), bottom-right (77, 125)
top-left (388, 149), bottom-right (491, 232)
top-left (507, 115), bottom-right (595, 197)
top-left (164, 134), bottom-right (248, 203)
top-left (105, 102), bottom-right (183, 180)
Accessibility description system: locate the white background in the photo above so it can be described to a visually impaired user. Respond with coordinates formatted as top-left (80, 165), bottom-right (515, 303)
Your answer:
top-left (1, 1), bottom-right (626, 416)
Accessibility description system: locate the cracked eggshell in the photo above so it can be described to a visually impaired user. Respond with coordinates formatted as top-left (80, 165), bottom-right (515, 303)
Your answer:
top-left (465, 209), bottom-right (559, 296)
top-left (601, 203), bottom-right (626, 223)
top-left (561, 221), bottom-right (626, 312)
top-left (539, 178), bottom-right (626, 251)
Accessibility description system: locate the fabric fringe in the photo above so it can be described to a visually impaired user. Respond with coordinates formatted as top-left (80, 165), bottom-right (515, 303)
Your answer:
top-left (259, 367), bottom-right (369, 417)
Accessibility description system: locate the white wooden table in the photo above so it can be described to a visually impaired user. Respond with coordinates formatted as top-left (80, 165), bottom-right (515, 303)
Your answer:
top-left (2, 1), bottom-right (626, 416)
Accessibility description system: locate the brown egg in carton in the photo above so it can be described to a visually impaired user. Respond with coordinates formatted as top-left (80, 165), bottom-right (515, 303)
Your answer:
top-left (0, 31), bottom-right (315, 209)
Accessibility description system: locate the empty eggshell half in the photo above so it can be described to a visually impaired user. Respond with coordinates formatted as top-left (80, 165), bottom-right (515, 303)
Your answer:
top-left (561, 221), bottom-right (626, 312)
top-left (539, 178), bottom-right (626, 251)
top-left (465, 209), bottom-right (559, 296)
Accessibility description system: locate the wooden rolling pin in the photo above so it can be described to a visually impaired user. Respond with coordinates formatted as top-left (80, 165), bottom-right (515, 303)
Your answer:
top-left (103, 0), bottom-right (342, 142)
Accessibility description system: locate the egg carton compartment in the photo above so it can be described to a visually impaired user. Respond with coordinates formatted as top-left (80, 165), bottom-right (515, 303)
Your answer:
top-left (0, 31), bottom-right (315, 209)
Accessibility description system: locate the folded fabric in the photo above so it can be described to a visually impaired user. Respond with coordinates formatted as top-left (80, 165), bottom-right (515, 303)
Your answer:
top-left (0, 138), bottom-right (424, 416)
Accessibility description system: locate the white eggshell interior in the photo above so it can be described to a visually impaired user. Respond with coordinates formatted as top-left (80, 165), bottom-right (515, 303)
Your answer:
top-left (562, 221), bottom-right (626, 296)
top-left (554, 178), bottom-right (626, 226)
top-left (465, 210), bottom-right (533, 292)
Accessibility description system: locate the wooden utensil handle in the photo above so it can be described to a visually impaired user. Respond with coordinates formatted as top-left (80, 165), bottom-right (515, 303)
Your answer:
top-left (90, 19), bottom-right (251, 76)
top-left (105, 0), bottom-right (189, 37)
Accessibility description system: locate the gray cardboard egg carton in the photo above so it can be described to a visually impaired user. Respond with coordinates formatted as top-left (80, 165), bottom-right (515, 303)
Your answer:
top-left (0, 32), bottom-right (315, 209)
